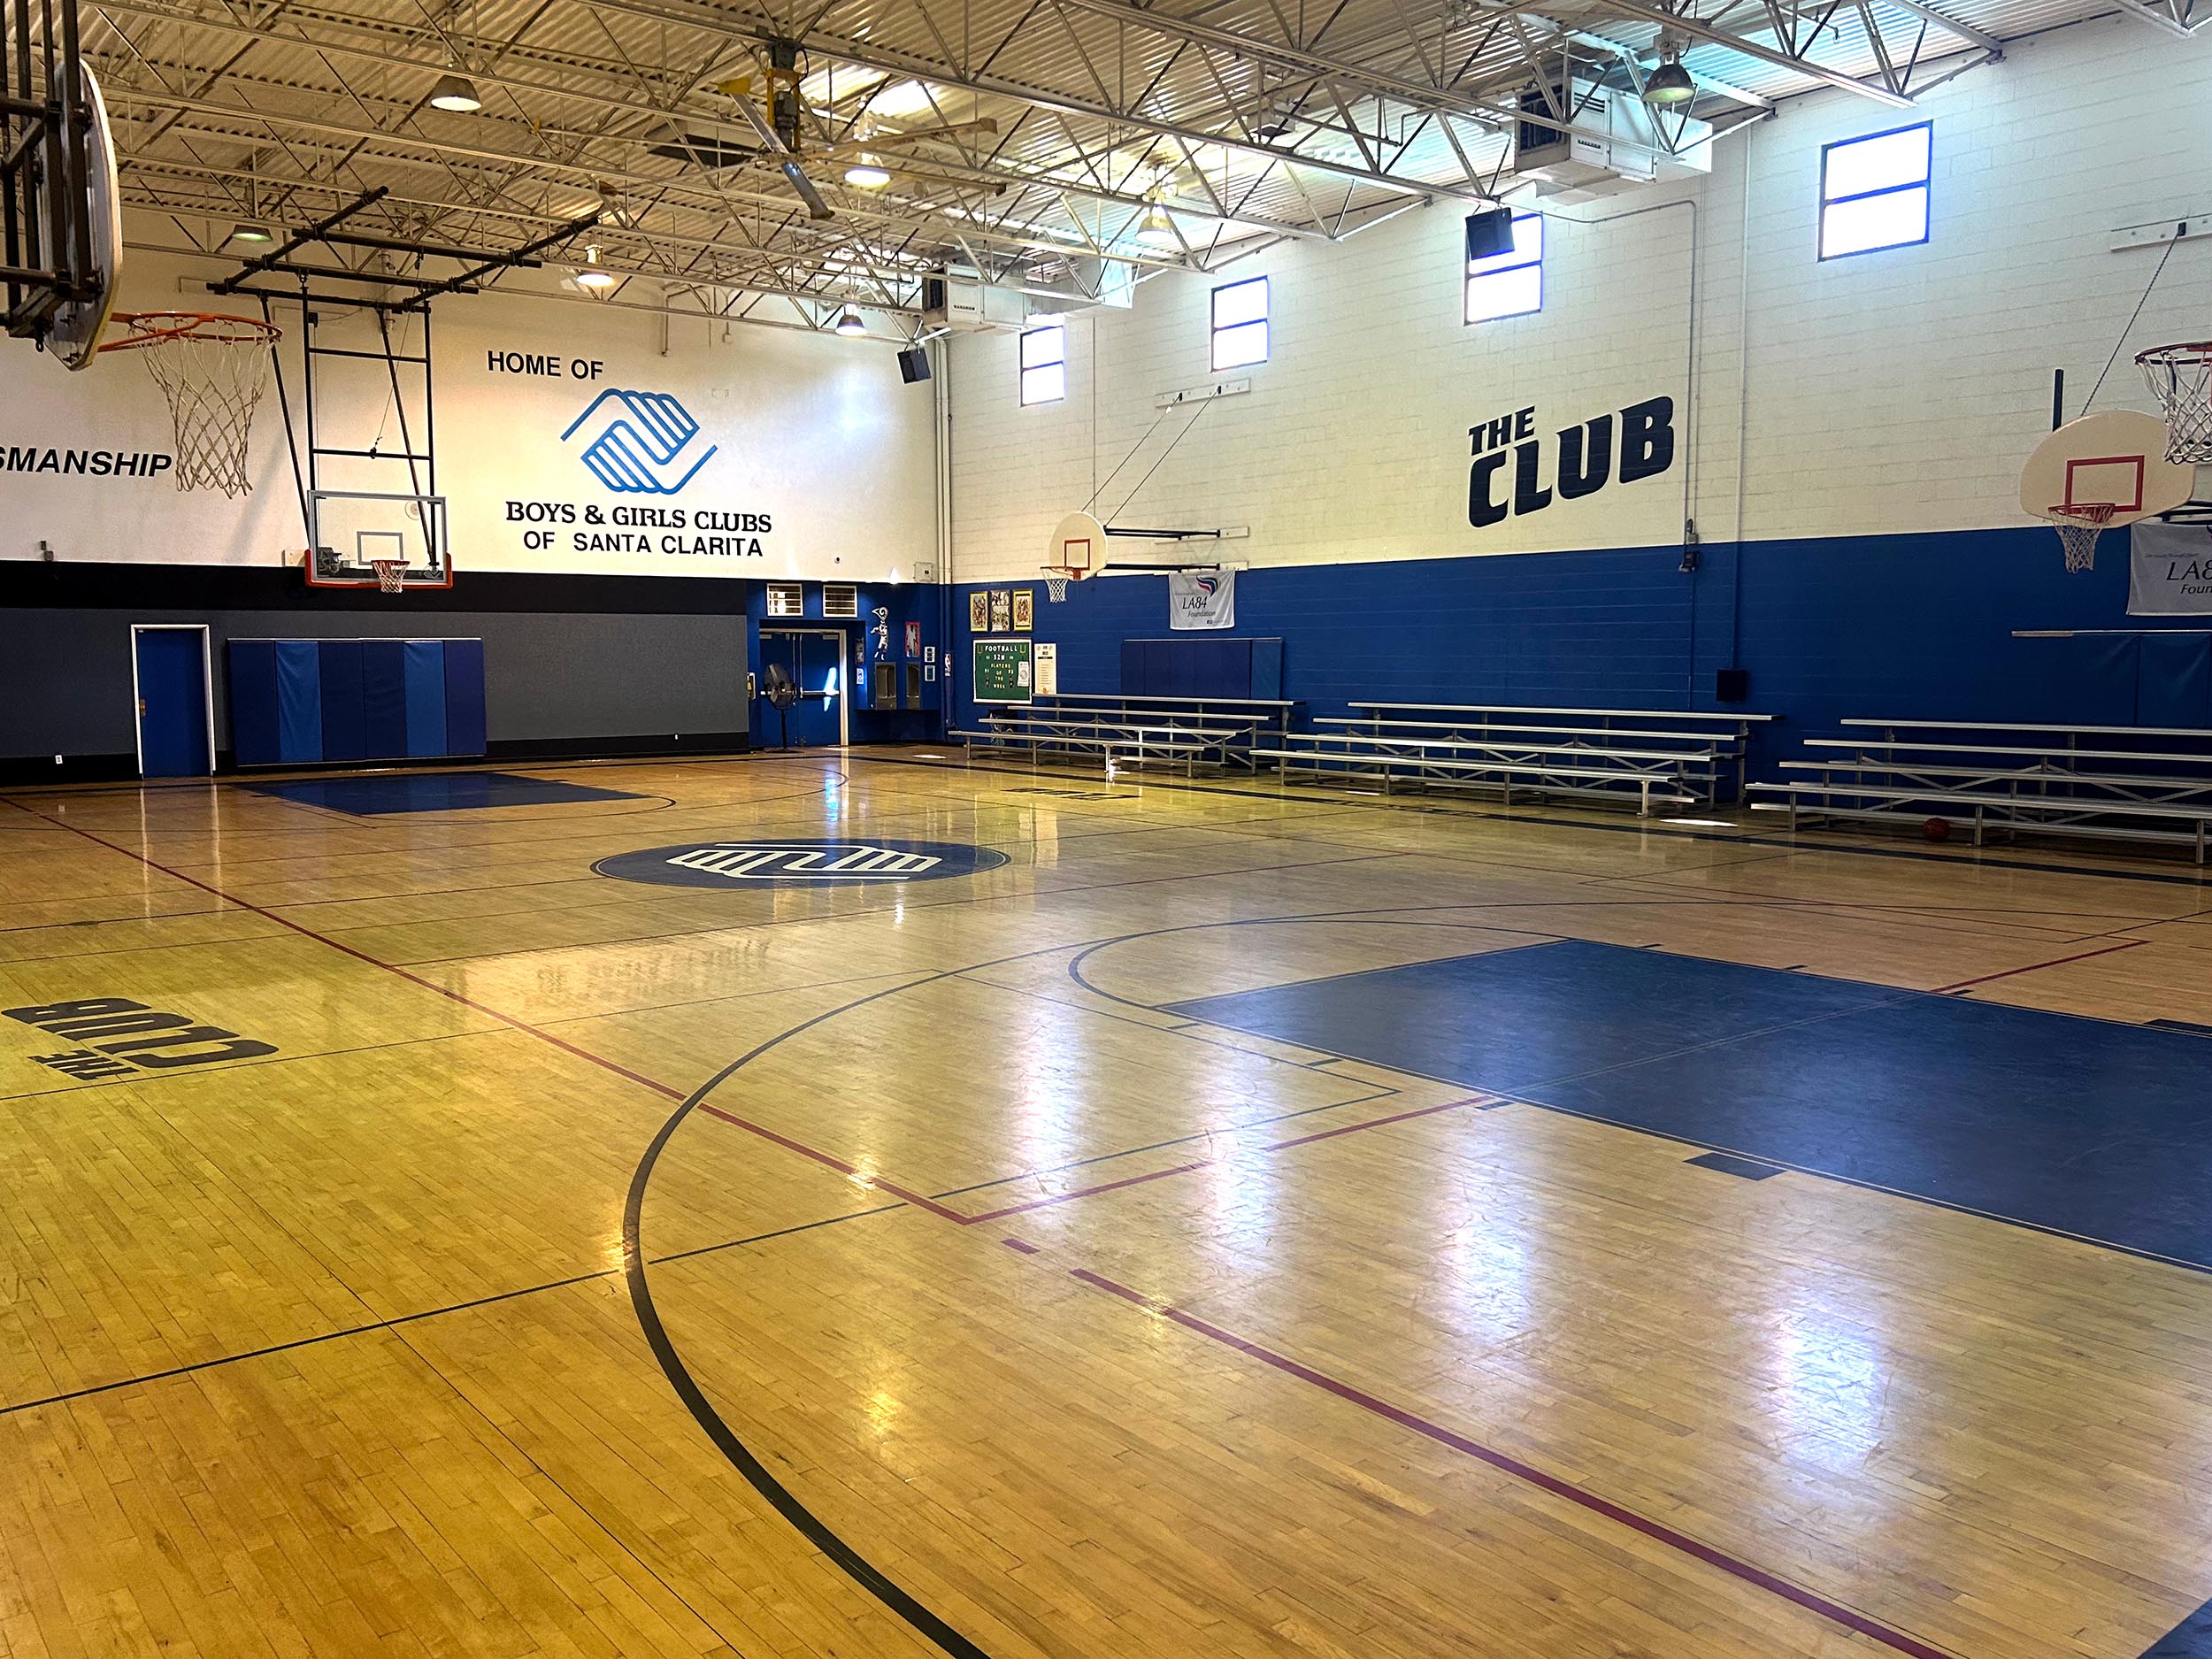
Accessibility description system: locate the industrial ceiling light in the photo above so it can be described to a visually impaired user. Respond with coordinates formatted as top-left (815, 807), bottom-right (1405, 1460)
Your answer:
top-left (843, 154), bottom-right (892, 188)
top-left (227, 220), bottom-right (273, 243)
top-left (1137, 198), bottom-right (1178, 248)
top-left (834, 306), bottom-right (866, 335)
top-left (428, 73), bottom-right (483, 112)
top-left (574, 246), bottom-right (617, 291)
top-left (1641, 55), bottom-right (1696, 106)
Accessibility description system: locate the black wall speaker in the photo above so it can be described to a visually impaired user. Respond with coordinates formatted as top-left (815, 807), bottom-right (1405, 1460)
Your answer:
top-left (897, 345), bottom-right (932, 384)
top-left (1716, 667), bottom-right (1750, 703)
top-left (1464, 204), bottom-right (1515, 261)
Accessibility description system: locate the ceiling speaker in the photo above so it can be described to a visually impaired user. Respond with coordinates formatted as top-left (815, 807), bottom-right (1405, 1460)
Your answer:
top-left (897, 345), bottom-right (931, 384)
top-left (1464, 204), bottom-right (1515, 261)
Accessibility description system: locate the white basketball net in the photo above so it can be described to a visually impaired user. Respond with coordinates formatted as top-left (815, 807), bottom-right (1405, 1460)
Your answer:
top-left (1045, 573), bottom-right (1070, 603)
top-left (2049, 502), bottom-right (2115, 574)
top-left (2139, 342), bottom-right (2212, 465)
top-left (111, 315), bottom-right (279, 496)
top-left (373, 559), bottom-right (407, 595)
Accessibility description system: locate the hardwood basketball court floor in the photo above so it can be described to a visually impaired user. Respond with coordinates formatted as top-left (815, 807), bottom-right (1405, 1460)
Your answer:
top-left (4, 747), bottom-right (2211, 1659)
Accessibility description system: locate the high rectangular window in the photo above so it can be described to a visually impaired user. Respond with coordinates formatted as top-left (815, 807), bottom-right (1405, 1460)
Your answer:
top-left (1819, 122), bottom-right (1931, 259)
top-left (1464, 213), bottom-right (1542, 324)
top-left (1019, 324), bottom-right (1066, 405)
top-left (1210, 276), bottom-right (1269, 369)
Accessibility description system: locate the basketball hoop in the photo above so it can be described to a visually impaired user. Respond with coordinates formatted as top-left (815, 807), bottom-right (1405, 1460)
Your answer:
top-left (372, 559), bottom-right (407, 595)
top-left (98, 311), bottom-right (281, 496)
top-left (2048, 502), bottom-right (2116, 573)
top-left (2139, 342), bottom-right (2212, 465)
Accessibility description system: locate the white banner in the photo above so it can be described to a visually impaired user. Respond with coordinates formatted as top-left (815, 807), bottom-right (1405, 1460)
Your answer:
top-left (2130, 520), bottom-right (2212, 615)
top-left (1168, 568), bottom-right (1236, 630)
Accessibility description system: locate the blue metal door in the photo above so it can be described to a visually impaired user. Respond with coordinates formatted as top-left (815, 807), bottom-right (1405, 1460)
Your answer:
top-left (760, 630), bottom-right (845, 748)
top-left (135, 627), bottom-right (211, 777)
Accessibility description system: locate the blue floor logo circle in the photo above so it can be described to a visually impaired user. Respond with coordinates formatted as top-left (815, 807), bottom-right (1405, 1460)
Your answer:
top-left (595, 838), bottom-right (1010, 888)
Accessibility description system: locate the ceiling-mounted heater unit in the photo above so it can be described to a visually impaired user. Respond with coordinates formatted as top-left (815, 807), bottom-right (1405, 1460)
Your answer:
top-left (1511, 78), bottom-right (1709, 202)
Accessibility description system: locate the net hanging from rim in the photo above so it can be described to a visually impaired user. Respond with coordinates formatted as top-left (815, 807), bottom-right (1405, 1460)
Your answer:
top-left (1045, 573), bottom-right (1070, 603)
top-left (2139, 342), bottom-right (2212, 465)
top-left (2048, 502), bottom-right (2116, 574)
top-left (373, 559), bottom-right (408, 595)
top-left (99, 312), bottom-right (281, 497)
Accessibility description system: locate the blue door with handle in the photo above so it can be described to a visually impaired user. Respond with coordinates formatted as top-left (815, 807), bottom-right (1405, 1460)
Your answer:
top-left (134, 627), bottom-right (211, 777)
top-left (757, 629), bottom-right (846, 748)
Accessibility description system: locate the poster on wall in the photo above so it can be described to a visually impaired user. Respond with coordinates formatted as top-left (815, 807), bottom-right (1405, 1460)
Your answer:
top-left (905, 620), bottom-right (922, 656)
top-left (2130, 521), bottom-right (2212, 615)
top-left (1033, 641), bottom-right (1058, 696)
top-left (968, 592), bottom-right (989, 631)
top-left (972, 638), bottom-right (1033, 703)
top-left (989, 589), bottom-right (1012, 632)
top-left (1012, 588), bottom-right (1033, 631)
top-left (1169, 568), bottom-right (1236, 630)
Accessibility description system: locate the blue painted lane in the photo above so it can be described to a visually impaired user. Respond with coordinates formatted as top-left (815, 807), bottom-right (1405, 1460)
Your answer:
top-left (247, 772), bottom-right (645, 815)
top-left (1169, 940), bottom-right (2212, 1270)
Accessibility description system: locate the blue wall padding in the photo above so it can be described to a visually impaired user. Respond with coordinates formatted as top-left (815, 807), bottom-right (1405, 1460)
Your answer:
top-left (274, 641), bottom-right (324, 763)
top-left (362, 641), bottom-right (408, 758)
top-left (318, 641), bottom-right (366, 763)
top-left (2139, 634), bottom-right (2211, 727)
top-left (228, 641), bottom-right (280, 766)
top-left (402, 640), bottom-right (449, 757)
top-left (1121, 637), bottom-right (1279, 699)
top-left (1251, 638), bottom-right (1284, 700)
top-left (442, 637), bottom-right (487, 756)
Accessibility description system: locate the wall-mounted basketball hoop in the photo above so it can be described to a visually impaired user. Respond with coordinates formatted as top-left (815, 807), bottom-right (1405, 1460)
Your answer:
top-left (1043, 507), bottom-right (1240, 599)
top-left (98, 311), bottom-right (281, 496)
top-left (2139, 342), bottom-right (2212, 465)
top-left (2019, 410), bottom-right (2195, 573)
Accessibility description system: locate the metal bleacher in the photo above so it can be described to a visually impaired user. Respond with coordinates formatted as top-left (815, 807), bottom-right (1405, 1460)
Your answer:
top-left (951, 693), bottom-right (1297, 775)
top-left (1749, 718), bottom-right (2212, 862)
top-left (1253, 703), bottom-right (1775, 814)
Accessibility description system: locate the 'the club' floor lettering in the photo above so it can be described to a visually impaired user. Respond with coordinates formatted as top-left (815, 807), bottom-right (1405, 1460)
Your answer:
top-left (594, 838), bottom-right (1010, 889)
top-left (668, 844), bottom-right (942, 881)
top-left (5, 998), bottom-right (278, 1079)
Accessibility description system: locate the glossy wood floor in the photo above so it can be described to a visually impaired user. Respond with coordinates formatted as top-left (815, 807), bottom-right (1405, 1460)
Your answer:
top-left (4, 748), bottom-right (2211, 1659)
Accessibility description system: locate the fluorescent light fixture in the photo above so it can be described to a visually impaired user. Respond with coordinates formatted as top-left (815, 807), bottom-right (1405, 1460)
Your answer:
top-left (1641, 58), bottom-right (1696, 106)
top-left (835, 306), bottom-right (865, 334)
top-left (227, 220), bottom-right (273, 244)
top-left (574, 246), bottom-right (617, 290)
top-left (427, 73), bottom-right (483, 112)
top-left (843, 155), bottom-right (892, 188)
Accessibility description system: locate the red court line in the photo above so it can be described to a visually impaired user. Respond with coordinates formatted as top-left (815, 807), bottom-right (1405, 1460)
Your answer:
top-left (958, 1098), bottom-right (1486, 1224)
top-left (1069, 1267), bottom-right (1957, 1659)
top-left (1931, 937), bottom-right (2148, 994)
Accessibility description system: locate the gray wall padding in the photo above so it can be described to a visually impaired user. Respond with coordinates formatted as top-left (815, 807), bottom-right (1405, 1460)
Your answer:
top-left (1, 608), bottom-right (746, 759)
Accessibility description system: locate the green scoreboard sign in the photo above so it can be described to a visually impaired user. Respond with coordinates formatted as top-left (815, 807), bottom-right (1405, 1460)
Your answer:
top-left (972, 639), bottom-right (1033, 703)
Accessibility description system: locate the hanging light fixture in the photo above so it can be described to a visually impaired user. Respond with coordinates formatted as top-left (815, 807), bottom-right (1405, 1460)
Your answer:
top-left (835, 306), bottom-right (866, 335)
top-left (1641, 53), bottom-right (1696, 106)
top-left (843, 155), bottom-right (893, 188)
top-left (574, 246), bottom-right (618, 291)
top-left (428, 73), bottom-right (483, 111)
top-left (227, 221), bottom-right (273, 243)
top-left (1137, 196), bottom-right (1178, 248)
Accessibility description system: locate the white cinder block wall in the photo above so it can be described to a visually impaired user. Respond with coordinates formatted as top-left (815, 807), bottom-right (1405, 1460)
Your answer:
top-left (947, 15), bottom-right (2212, 586)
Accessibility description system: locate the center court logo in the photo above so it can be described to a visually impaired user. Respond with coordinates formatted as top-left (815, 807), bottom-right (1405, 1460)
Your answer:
top-left (594, 839), bottom-right (1010, 888)
top-left (561, 388), bottom-right (718, 494)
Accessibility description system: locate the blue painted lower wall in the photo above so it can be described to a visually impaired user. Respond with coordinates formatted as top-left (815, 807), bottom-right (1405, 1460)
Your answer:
top-left (950, 526), bottom-right (2212, 776)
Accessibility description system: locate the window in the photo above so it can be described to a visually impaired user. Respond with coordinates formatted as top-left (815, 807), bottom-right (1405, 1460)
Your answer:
top-left (1019, 324), bottom-right (1065, 405)
top-left (1819, 122), bottom-right (1931, 260)
top-left (1464, 213), bottom-right (1542, 324)
top-left (1210, 276), bottom-right (1269, 369)
top-left (820, 583), bottom-right (859, 619)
